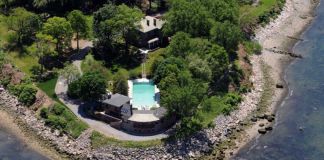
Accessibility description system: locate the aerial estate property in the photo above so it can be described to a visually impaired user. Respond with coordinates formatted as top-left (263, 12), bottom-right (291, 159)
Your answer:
top-left (0, 0), bottom-right (291, 159)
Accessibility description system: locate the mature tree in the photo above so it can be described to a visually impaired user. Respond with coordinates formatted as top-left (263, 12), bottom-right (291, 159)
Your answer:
top-left (106, 4), bottom-right (143, 53)
top-left (93, 3), bottom-right (117, 36)
top-left (59, 64), bottom-right (81, 85)
top-left (6, 7), bottom-right (41, 46)
top-left (113, 70), bottom-right (128, 95)
top-left (152, 57), bottom-right (186, 83)
top-left (161, 81), bottom-right (207, 118)
top-left (67, 71), bottom-right (107, 100)
top-left (206, 45), bottom-right (229, 83)
top-left (199, 0), bottom-right (239, 24)
top-left (93, 3), bottom-right (118, 50)
top-left (0, 0), bottom-right (14, 14)
top-left (166, 32), bottom-right (191, 57)
top-left (42, 17), bottom-right (73, 53)
top-left (68, 10), bottom-right (89, 52)
top-left (27, 33), bottom-right (57, 75)
top-left (187, 54), bottom-right (212, 82)
top-left (210, 21), bottom-right (242, 53)
top-left (163, 0), bottom-right (211, 37)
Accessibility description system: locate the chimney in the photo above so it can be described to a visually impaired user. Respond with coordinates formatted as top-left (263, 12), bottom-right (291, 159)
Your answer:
top-left (147, 19), bottom-right (150, 26)
top-left (153, 19), bottom-right (157, 26)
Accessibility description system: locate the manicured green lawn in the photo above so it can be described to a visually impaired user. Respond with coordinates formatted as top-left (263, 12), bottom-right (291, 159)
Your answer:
top-left (90, 131), bottom-right (164, 149)
top-left (37, 77), bottom-right (59, 101)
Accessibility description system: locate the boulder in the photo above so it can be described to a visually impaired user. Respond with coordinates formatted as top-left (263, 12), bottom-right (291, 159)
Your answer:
top-left (267, 116), bottom-right (275, 122)
top-left (258, 128), bottom-right (267, 134)
top-left (265, 126), bottom-right (273, 131)
top-left (259, 123), bottom-right (265, 127)
top-left (251, 117), bottom-right (258, 122)
top-left (276, 83), bottom-right (284, 88)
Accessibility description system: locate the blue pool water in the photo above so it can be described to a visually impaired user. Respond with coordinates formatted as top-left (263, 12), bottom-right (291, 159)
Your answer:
top-left (132, 82), bottom-right (156, 109)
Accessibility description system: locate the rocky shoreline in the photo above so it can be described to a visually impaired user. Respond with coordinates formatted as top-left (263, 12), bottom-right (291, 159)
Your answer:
top-left (0, 54), bottom-right (263, 160)
top-left (1, 0), bottom-right (318, 159)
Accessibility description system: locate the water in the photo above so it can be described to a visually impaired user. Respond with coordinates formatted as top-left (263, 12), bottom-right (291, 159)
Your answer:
top-left (0, 125), bottom-right (48, 159)
top-left (234, 2), bottom-right (324, 159)
top-left (132, 82), bottom-right (157, 109)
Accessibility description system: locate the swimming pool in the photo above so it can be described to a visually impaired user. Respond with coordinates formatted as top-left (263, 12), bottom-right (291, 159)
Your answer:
top-left (131, 81), bottom-right (159, 110)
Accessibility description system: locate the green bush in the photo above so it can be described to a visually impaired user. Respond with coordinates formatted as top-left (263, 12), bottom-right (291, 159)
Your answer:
top-left (7, 84), bottom-right (37, 106)
top-left (45, 114), bottom-right (67, 130)
top-left (243, 41), bottom-right (262, 55)
top-left (41, 103), bottom-right (88, 138)
top-left (0, 77), bottom-right (11, 87)
top-left (40, 108), bottom-right (49, 118)
top-left (67, 80), bottom-right (81, 99)
top-left (52, 103), bottom-right (65, 115)
top-left (129, 69), bottom-right (140, 79)
top-left (18, 85), bottom-right (37, 106)
top-left (221, 93), bottom-right (242, 115)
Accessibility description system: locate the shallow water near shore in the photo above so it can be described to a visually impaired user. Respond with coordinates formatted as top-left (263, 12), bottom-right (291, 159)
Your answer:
top-left (0, 123), bottom-right (48, 159)
top-left (234, 1), bottom-right (324, 159)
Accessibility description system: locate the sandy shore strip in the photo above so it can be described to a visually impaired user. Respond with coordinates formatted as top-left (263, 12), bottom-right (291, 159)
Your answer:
top-left (0, 109), bottom-right (63, 160)
top-left (226, 0), bottom-right (319, 158)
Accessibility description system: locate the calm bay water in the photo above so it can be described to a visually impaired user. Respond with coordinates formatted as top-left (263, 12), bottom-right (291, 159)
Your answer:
top-left (0, 125), bottom-right (48, 159)
top-left (234, 2), bottom-right (324, 160)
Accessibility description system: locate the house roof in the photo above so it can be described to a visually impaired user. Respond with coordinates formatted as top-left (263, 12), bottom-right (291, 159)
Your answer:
top-left (138, 16), bottom-right (164, 33)
top-left (102, 94), bottom-right (131, 107)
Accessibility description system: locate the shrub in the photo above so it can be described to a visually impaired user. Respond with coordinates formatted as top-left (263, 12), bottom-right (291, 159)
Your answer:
top-left (243, 41), bottom-right (262, 55)
top-left (0, 77), bottom-right (11, 87)
top-left (8, 84), bottom-right (37, 106)
top-left (129, 69), bottom-right (140, 79)
top-left (52, 103), bottom-right (65, 115)
top-left (40, 108), bottom-right (49, 118)
top-left (67, 80), bottom-right (81, 99)
top-left (18, 85), bottom-right (37, 106)
top-left (41, 103), bottom-right (88, 138)
top-left (221, 93), bottom-right (242, 115)
top-left (45, 115), bottom-right (67, 131)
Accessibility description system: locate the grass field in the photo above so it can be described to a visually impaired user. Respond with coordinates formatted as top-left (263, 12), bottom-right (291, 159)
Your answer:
top-left (82, 48), bottom-right (165, 81)
top-left (239, 0), bottom-right (281, 26)
top-left (0, 15), bottom-right (38, 77)
top-left (37, 77), bottom-right (59, 101)
top-left (90, 131), bottom-right (164, 149)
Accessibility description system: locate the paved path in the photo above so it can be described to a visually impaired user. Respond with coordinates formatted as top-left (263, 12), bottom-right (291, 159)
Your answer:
top-left (55, 47), bottom-right (169, 141)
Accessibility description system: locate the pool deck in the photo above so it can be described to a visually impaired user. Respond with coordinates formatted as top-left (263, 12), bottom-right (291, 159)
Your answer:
top-left (128, 113), bottom-right (159, 122)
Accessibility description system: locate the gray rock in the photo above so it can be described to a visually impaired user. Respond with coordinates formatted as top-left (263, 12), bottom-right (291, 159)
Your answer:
top-left (276, 83), bottom-right (284, 88)
top-left (258, 128), bottom-right (267, 134)
top-left (265, 125), bottom-right (273, 131)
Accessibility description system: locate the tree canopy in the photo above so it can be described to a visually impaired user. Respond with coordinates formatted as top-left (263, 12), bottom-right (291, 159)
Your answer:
top-left (68, 10), bottom-right (89, 51)
top-left (42, 16), bottom-right (73, 53)
top-left (94, 4), bottom-right (143, 54)
top-left (67, 71), bottom-right (107, 100)
top-left (6, 7), bottom-right (41, 45)
top-left (163, 0), bottom-right (211, 37)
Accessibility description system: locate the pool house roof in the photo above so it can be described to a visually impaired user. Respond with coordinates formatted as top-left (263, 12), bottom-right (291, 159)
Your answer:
top-left (102, 94), bottom-right (131, 107)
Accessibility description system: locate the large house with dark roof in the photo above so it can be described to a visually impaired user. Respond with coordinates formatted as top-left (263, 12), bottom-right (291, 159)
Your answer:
top-left (135, 15), bottom-right (165, 49)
